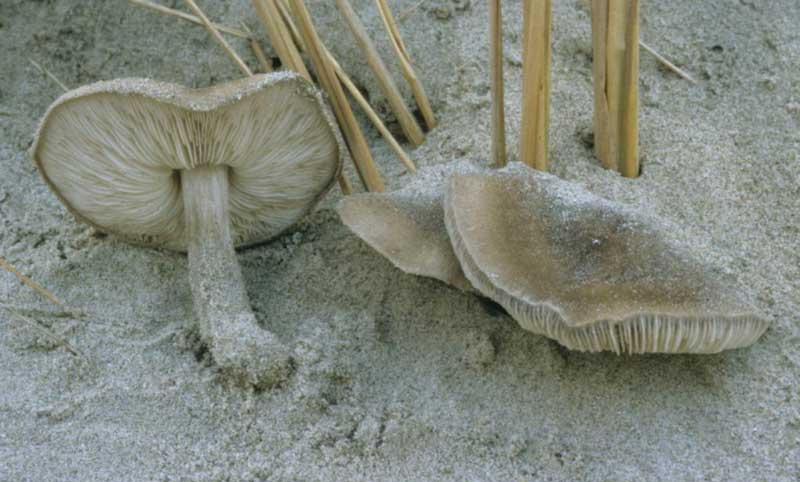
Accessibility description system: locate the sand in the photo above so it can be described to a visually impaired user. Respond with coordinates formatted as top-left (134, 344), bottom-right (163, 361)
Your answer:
top-left (1, 1), bottom-right (798, 481)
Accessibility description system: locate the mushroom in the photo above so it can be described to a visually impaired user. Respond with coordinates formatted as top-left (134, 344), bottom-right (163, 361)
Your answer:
top-left (443, 163), bottom-right (768, 354)
top-left (339, 160), bottom-right (768, 354)
top-left (33, 72), bottom-right (341, 386)
top-left (337, 162), bottom-right (478, 291)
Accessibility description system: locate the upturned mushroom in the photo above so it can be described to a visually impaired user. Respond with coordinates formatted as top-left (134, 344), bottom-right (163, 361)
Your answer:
top-left (339, 161), bottom-right (769, 354)
top-left (33, 73), bottom-right (341, 386)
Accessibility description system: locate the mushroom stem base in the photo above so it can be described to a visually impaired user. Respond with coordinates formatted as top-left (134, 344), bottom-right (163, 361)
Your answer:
top-left (182, 166), bottom-right (291, 388)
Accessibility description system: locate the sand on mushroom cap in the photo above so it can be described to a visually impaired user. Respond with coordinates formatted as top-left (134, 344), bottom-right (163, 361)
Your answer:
top-left (337, 162), bottom-right (479, 292)
top-left (32, 72), bottom-right (341, 387)
top-left (443, 163), bottom-right (769, 354)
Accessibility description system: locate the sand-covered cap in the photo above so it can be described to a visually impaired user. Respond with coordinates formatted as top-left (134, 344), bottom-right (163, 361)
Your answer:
top-left (444, 163), bottom-right (769, 354)
top-left (337, 162), bottom-right (479, 291)
top-left (32, 72), bottom-right (340, 251)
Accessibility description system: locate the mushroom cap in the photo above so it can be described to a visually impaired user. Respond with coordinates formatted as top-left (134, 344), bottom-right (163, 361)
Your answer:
top-left (32, 72), bottom-right (341, 251)
top-left (444, 163), bottom-right (768, 354)
top-left (337, 162), bottom-right (481, 291)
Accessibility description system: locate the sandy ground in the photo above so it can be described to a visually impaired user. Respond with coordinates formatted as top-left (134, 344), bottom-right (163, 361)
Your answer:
top-left (1, 1), bottom-right (799, 481)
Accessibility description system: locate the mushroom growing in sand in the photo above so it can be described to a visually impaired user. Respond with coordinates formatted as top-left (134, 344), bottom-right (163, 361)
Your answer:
top-left (33, 73), bottom-right (341, 387)
top-left (339, 161), bottom-right (769, 354)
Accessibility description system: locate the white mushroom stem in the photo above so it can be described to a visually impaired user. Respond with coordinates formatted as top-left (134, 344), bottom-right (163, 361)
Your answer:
top-left (181, 166), bottom-right (291, 387)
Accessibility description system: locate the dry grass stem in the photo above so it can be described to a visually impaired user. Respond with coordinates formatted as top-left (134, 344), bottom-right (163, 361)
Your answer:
top-left (264, 1), bottom-right (360, 193)
top-left (519, 0), bottom-right (552, 171)
top-left (592, 0), bottom-right (639, 177)
top-left (128, 0), bottom-right (251, 39)
top-left (27, 58), bottom-right (69, 92)
top-left (375, 0), bottom-right (437, 130)
top-left (337, 0), bottom-right (425, 147)
top-left (620, 0), bottom-right (640, 178)
top-left (183, 0), bottom-right (252, 76)
top-left (0, 304), bottom-right (77, 319)
top-left (330, 55), bottom-right (417, 173)
top-left (337, 173), bottom-right (354, 195)
top-left (591, 0), bottom-right (612, 169)
top-left (276, 0), bottom-right (307, 52)
top-left (606, 1), bottom-right (625, 171)
top-left (276, 4), bottom-right (415, 172)
top-left (3, 307), bottom-right (85, 358)
top-left (241, 22), bottom-right (273, 72)
top-left (2, 257), bottom-right (66, 309)
top-left (398, 0), bottom-right (427, 22)
top-left (289, 0), bottom-right (385, 192)
top-left (640, 40), bottom-right (696, 84)
top-left (0, 257), bottom-right (82, 317)
top-left (250, 39), bottom-right (273, 72)
top-left (252, 0), bottom-right (311, 81)
top-left (489, 0), bottom-right (506, 167)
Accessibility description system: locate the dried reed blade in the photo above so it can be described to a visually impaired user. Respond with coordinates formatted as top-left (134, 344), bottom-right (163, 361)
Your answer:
top-left (289, 0), bottom-right (385, 192)
top-left (329, 55), bottom-right (417, 173)
top-left (489, 0), bottom-right (506, 167)
top-left (398, 0), bottom-right (427, 21)
top-left (0, 257), bottom-right (82, 317)
top-left (3, 308), bottom-right (85, 358)
top-left (251, 39), bottom-right (273, 72)
top-left (639, 40), bottom-right (696, 84)
top-left (0, 304), bottom-right (76, 319)
top-left (375, 0), bottom-right (437, 130)
top-left (336, 0), bottom-right (425, 147)
top-left (252, 0), bottom-right (311, 80)
top-left (520, 0), bottom-right (552, 171)
top-left (183, 0), bottom-right (253, 76)
top-left (128, 0), bottom-right (251, 39)
top-left (276, 0), bottom-right (307, 52)
top-left (337, 173), bottom-right (354, 195)
top-left (620, 0), bottom-right (640, 178)
top-left (277, 3), bottom-right (415, 173)
top-left (593, 0), bottom-right (639, 177)
top-left (606, 1), bottom-right (626, 173)
top-left (1, 257), bottom-right (67, 309)
top-left (267, 1), bottom-right (359, 193)
top-left (27, 58), bottom-right (69, 92)
top-left (591, 0), bottom-right (613, 169)
top-left (241, 22), bottom-right (273, 72)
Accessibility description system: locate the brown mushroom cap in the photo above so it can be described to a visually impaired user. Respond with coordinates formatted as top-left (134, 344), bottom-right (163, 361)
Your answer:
top-left (444, 163), bottom-right (768, 354)
top-left (32, 72), bottom-right (340, 251)
top-left (337, 162), bottom-right (480, 291)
